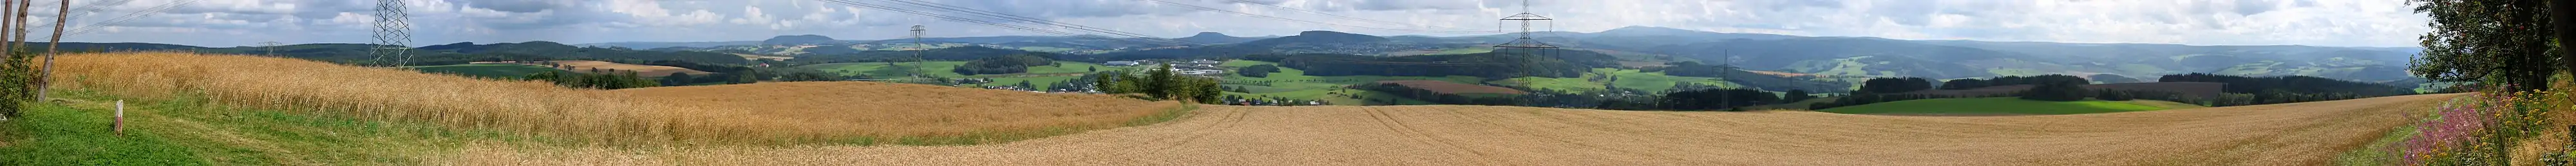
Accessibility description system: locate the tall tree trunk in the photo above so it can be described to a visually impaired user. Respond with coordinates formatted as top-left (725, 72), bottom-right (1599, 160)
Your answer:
top-left (2557, 0), bottom-right (2576, 78)
top-left (0, 0), bottom-right (14, 55)
top-left (39, 0), bottom-right (64, 100)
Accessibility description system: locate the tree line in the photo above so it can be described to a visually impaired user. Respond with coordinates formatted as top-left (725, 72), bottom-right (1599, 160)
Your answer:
top-left (1094, 64), bottom-right (1223, 104)
top-left (2157, 73), bottom-right (2413, 106)
top-left (952, 53), bottom-right (1059, 75)
top-left (524, 71), bottom-right (660, 89)
top-left (1352, 82), bottom-right (1520, 106)
top-left (1249, 52), bottom-right (1602, 78)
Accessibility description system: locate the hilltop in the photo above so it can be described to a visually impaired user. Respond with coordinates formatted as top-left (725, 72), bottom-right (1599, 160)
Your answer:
top-left (762, 35), bottom-right (842, 46)
top-left (1173, 32), bottom-right (1266, 44)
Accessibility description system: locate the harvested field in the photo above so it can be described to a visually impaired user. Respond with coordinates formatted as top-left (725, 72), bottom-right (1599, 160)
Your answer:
top-left (461, 93), bottom-right (2461, 165)
top-left (549, 60), bottom-right (714, 77)
top-left (614, 82), bottom-right (1182, 137)
top-left (1899, 82), bottom-right (2226, 98)
top-left (1374, 80), bottom-right (1526, 95)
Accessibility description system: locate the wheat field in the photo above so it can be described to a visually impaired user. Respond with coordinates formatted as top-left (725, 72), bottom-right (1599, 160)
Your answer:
top-left (40, 52), bottom-right (1180, 145)
top-left (451, 93), bottom-right (2459, 165)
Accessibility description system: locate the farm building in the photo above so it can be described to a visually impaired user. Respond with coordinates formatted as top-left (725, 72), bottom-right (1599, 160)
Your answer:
top-left (1106, 61), bottom-right (1141, 66)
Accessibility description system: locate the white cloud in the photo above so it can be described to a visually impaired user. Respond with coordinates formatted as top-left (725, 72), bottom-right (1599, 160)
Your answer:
top-left (62, 0), bottom-right (2434, 48)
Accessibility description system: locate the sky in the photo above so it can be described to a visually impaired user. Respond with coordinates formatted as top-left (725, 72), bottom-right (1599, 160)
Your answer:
top-left (50, 0), bottom-right (2430, 48)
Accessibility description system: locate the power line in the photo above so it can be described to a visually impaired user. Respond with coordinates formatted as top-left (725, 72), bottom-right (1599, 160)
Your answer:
top-left (30, 0), bottom-right (135, 28)
top-left (878, 0), bottom-right (1162, 41)
top-left (61, 0), bottom-right (194, 37)
top-left (1220, 0), bottom-right (1491, 32)
top-left (1137, 0), bottom-right (1499, 33)
top-left (811, 0), bottom-right (1201, 46)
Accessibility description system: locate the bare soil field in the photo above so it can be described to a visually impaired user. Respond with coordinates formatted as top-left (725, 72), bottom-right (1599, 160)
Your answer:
top-left (460, 93), bottom-right (2458, 165)
top-left (549, 60), bottom-right (715, 77)
top-left (1899, 82), bottom-right (2227, 98)
top-left (1376, 80), bottom-right (1528, 95)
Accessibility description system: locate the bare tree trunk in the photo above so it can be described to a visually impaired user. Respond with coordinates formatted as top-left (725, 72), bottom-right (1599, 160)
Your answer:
top-left (2557, 0), bottom-right (2576, 78)
top-left (10, 0), bottom-right (26, 50)
top-left (0, 0), bottom-right (15, 55)
top-left (39, 0), bottom-right (64, 100)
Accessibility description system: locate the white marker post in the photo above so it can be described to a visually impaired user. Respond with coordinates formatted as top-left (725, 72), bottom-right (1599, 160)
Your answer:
top-left (113, 100), bottom-right (123, 136)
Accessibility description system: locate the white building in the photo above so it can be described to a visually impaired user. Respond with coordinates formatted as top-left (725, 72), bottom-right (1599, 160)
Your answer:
top-left (1106, 61), bottom-right (1141, 66)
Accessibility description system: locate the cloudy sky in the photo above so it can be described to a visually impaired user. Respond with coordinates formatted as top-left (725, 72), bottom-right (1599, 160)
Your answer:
top-left (55, 0), bottom-right (2428, 48)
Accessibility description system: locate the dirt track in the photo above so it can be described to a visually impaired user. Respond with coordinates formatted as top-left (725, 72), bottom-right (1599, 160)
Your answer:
top-left (467, 93), bottom-right (2458, 165)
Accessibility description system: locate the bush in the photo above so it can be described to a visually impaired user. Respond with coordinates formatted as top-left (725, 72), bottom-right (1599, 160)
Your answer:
top-left (0, 50), bottom-right (32, 118)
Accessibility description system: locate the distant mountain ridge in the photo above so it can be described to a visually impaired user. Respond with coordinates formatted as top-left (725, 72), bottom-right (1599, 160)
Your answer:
top-left (1174, 32), bottom-right (1265, 44)
top-left (763, 35), bottom-right (840, 46)
top-left (94, 25), bottom-right (2431, 82)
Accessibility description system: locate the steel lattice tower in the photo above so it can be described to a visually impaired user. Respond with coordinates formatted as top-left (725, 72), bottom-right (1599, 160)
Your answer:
top-left (371, 0), bottom-right (411, 67)
top-left (911, 24), bottom-right (926, 78)
top-left (1493, 0), bottom-right (1556, 55)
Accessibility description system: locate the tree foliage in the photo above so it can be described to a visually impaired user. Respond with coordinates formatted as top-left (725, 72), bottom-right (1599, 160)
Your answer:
top-left (524, 71), bottom-right (660, 89)
top-left (1939, 78), bottom-right (1990, 89)
top-left (1657, 88), bottom-right (1781, 111)
top-left (2410, 0), bottom-right (2569, 91)
top-left (952, 54), bottom-right (1056, 75)
top-left (2089, 74), bottom-right (2142, 84)
top-left (1238, 64), bottom-right (1280, 77)
top-left (1260, 52), bottom-right (1601, 78)
top-left (0, 50), bottom-right (33, 118)
top-left (2159, 73), bottom-right (2414, 97)
top-left (1858, 77), bottom-right (1935, 93)
top-left (1095, 64), bottom-right (1222, 104)
top-left (1783, 89), bottom-right (1814, 102)
top-left (2018, 76), bottom-right (2092, 102)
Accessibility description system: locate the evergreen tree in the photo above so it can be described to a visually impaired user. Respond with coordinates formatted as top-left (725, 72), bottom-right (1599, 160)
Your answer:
top-left (1147, 63), bottom-right (1175, 98)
